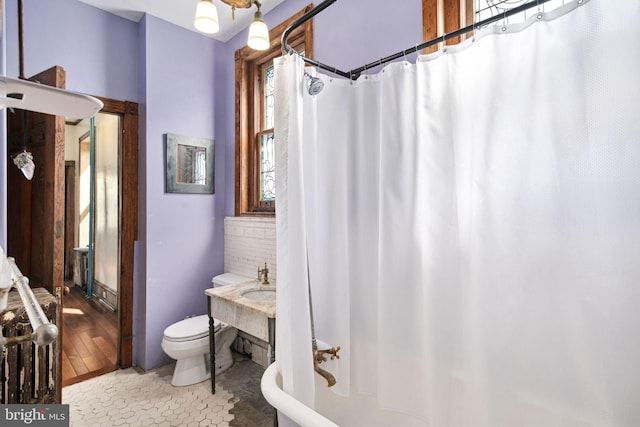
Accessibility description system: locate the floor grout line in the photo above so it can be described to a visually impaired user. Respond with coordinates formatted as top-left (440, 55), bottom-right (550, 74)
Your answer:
top-left (63, 355), bottom-right (274, 427)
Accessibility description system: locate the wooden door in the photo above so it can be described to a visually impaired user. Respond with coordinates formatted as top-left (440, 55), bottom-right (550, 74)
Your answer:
top-left (7, 65), bottom-right (66, 402)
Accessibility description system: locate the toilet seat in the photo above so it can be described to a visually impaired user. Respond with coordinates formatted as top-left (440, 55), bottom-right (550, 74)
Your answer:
top-left (163, 315), bottom-right (220, 342)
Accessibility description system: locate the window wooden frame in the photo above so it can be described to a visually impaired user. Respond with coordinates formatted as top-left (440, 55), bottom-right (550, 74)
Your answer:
top-left (235, 4), bottom-right (314, 216)
top-left (422, 0), bottom-right (474, 53)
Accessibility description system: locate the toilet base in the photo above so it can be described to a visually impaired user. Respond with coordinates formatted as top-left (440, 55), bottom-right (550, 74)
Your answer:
top-left (163, 323), bottom-right (238, 387)
top-left (172, 353), bottom-right (210, 387)
top-left (171, 346), bottom-right (234, 386)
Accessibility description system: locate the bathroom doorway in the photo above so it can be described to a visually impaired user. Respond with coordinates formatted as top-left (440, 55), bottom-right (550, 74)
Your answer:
top-left (73, 113), bottom-right (119, 310)
top-left (62, 97), bottom-right (138, 385)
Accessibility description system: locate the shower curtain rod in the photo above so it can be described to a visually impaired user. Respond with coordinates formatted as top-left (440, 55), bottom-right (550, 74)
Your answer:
top-left (282, 0), bottom-right (556, 80)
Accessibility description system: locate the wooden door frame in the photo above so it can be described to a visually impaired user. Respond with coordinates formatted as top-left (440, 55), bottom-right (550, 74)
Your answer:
top-left (64, 161), bottom-right (75, 281)
top-left (93, 96), bottom-right (138, 369)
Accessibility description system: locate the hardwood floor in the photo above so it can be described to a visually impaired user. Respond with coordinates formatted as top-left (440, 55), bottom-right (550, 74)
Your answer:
top-left (62, 283), bottom-right (118, 386)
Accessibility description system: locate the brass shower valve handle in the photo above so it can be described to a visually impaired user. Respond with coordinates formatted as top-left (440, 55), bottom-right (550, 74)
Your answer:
top-left (315, 346), bottom-right (341, 364)
top-left (328, 346), bottom-right (340, 360)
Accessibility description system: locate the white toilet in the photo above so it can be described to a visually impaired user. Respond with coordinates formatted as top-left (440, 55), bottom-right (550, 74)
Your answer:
top-left (161, 273), bottom-right (251, 387)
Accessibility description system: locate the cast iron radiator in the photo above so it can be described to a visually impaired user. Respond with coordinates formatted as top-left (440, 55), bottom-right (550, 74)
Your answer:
top-left (0, 288), bottom-right (58, 403)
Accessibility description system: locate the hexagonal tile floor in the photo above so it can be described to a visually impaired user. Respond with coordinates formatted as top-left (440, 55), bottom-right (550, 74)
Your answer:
top-left (63, 354), bottom-right (275, 427)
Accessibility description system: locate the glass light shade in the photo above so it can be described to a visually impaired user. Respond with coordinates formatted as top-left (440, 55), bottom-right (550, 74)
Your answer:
top-left (248, 13), bottom-right (270, 51)
top-left (194, 0), bottom-right (219, 34)
top-left (13, 150), bottom-right (35, 180)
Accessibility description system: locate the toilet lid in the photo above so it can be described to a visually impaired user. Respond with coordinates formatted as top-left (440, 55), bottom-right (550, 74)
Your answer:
top-left (164, 315), bottom-right (219, 342)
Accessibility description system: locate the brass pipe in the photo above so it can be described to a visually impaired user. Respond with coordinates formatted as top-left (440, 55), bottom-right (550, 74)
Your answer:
top-left (313, 346), bottom-right (340, 387)
top-left (0, 333), bottom-right (37, 351)
top-left (313, 364), bottom-right (336, 387)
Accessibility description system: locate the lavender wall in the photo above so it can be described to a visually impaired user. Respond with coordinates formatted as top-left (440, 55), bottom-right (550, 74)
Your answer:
top-left (5, 0), bottom-right (138, 101)
top-left (135, 16), bottom-right (148, 369)
top-left (219, 0), bottom-right (424, 216)
top-left (138, 14), bottom-right (223, 370)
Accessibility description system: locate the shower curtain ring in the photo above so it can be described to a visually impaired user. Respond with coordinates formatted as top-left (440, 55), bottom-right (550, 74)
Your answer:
top-left (536, 0), bottom-right (543, 19)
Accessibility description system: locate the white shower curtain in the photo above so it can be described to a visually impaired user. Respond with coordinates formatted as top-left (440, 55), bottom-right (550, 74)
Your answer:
top-left (275, 0), bottom-right (640, 425)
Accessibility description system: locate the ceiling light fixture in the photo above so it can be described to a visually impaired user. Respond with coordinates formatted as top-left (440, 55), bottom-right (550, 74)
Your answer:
top-left (247, 2), bottom-right (270, 51)
top-left (194, 0), bottom-right (219, 34)
top-left (194, 0), bottom-right (270, 50)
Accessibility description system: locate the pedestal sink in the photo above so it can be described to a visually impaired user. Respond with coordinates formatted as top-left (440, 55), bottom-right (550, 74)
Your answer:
top-left (205, 282), bottom-right (276, 340)
top-left (205, 280), bottom-right (276, 394)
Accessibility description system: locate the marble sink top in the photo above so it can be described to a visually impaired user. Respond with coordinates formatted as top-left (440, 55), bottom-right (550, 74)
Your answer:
top-left (206, 281), bottom-right (275, 317)
top-left (205, 280), bottom-right (276, 342)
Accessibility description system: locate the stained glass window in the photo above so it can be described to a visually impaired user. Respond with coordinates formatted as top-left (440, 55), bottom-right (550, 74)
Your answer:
top-left (264, 65), bottom-right (275, 130)
top-left (260, 131), bottom-right (275, 202)
top-left (261, 64), bottom-right (276, 204)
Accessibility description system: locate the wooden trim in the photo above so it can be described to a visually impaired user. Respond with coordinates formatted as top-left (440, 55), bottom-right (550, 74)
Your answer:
top-left (235, 4), bottom-right (314, 216)
top-left (235, 57), bottom-right (250, 216)
top-left (64, 161), bottom-right (76, 281)
top-left (422, 0), bottom-right (440, 54)
top-left (27, 65), bottom-right (66, 403)
top-left (444, 0), bottom-right (462, 45)
top-left (303, 11), bottom-right (314, 62)
top-left (463, 0), bottom-right (475, 31)
top-left (422, 0), bottom-right (475, 52)
top-left (251, 61), bottom-right (261, 207)
top-left (118, 100), bottom-right (138, 369)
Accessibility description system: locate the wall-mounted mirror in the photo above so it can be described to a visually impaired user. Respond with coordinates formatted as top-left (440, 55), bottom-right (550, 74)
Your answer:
top-left (165, 133), bottom-right (215, 194)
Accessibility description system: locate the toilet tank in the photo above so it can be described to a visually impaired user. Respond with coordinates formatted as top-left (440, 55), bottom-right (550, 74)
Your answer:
top-left (211, 273), bottom-right (253, 288)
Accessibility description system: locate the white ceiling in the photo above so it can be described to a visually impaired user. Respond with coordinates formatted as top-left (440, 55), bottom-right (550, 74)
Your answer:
top-left (77, 0), bottom-right (285, 42)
